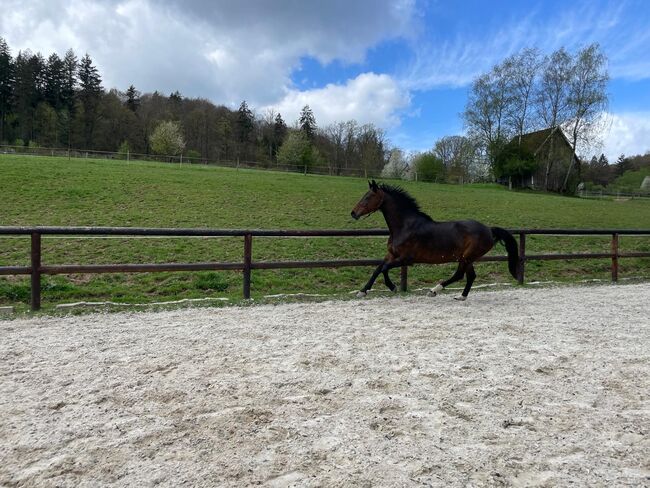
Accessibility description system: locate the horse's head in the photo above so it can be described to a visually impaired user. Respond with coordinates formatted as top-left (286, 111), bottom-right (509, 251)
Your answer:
top-left (351, 180), bottom-right (384, 220)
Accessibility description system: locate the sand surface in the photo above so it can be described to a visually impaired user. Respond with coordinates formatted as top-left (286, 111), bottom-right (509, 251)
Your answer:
top-left (1, 283), bottom-right (649, 487)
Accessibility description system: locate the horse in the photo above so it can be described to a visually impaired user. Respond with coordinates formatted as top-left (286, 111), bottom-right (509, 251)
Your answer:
top-left (350, 180), bottom-right (519, 300)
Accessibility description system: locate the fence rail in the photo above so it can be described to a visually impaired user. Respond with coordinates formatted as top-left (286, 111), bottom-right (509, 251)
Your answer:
top-left (1, 226), bottom-right (649, 311)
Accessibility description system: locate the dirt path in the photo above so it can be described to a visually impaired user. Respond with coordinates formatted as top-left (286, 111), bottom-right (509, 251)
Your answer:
top-left (1, 284), bottom-right (649, 487)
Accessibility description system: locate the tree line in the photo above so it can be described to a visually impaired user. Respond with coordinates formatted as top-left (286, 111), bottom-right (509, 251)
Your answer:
top-left (0, 37), bottom-right (388, 176)
top-left (1, 36), bottom-right (646, 190)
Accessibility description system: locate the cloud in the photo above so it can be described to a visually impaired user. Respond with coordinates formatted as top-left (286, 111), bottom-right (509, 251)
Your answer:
top-left (263, 72), bottom-right (411, 128)
top-left (600, 112), bottom-right (650, 160)
top-left (400, 1), bottom-right (650, 90)
top-left (0, 0), bottom-right (417, 110)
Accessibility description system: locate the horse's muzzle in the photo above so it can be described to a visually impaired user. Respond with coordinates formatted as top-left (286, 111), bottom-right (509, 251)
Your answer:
top-left (351, 211), bottom-right (359, 220)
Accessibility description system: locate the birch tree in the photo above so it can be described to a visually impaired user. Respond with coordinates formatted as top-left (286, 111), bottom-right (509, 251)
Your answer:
top-left (561, 43), bottom-right (608, 192)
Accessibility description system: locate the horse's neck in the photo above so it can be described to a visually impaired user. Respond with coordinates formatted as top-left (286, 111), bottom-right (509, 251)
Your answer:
top-left (380, 196), bottom-right (410, 235)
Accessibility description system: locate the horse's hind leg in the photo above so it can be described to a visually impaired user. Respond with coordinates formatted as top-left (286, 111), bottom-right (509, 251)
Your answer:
top-left (383, 270), bottom-right (397, 292)
top-left (455, 263), bottom-right (476, 301)
top-left (429, 262), bottom-right (466, 297)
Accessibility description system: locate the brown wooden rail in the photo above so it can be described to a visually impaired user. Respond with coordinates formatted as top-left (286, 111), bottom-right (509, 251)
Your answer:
top-left (0, 226), bottom-right (649, 311)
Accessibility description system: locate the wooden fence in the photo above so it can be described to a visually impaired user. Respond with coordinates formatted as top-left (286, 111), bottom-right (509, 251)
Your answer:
top-left (1, 226), bottom-right (649, 311)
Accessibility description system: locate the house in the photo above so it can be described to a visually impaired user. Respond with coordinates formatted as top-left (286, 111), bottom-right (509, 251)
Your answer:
top-left (500, 127), bottom-right (580, 192)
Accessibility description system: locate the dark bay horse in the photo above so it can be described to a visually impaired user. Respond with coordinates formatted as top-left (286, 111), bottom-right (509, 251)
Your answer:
top-left (351, 180), bottom-right (519, 300)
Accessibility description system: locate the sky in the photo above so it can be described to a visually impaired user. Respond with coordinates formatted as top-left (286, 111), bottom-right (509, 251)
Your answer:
top-left (1, 0), bottom-right (650, 160)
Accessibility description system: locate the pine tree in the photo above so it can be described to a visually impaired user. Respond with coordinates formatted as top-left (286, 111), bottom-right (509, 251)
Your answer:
top-left (236, 100), bottom-right (254, 161)
top-left (274, 112), bottom-right (287, 145)
top-left (44, 53), bottom-right (65, 110)
top-left (13, 50), bottom-right (46, 142)
top-left (125, 84), bottom-right (140, 112)
top-left (61, 49), bottom-right (77, 113)
top-left (299, 104), bottom-right (316, 141)
top-left (0, 37), bottom-right (15, 142)
top-left (60, 49), bottom-right (78, 148)
top-left (77, 53), bottom-right (103, 147)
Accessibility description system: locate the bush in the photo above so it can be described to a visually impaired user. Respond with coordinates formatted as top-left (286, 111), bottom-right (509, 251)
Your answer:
top-left (186, 149), bottom-right (201, 161)
top-left (412, 152), bottom-right (446, 182)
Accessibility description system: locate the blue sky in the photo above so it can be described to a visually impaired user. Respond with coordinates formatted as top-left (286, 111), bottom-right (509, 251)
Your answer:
top-left (2, 0), bottom-right (649, 159)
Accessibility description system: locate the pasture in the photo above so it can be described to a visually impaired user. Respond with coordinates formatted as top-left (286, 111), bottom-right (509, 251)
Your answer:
top-left (1, 283), bottom-right (648, 486)
top-left (1, 153), bottom-right (649, 309)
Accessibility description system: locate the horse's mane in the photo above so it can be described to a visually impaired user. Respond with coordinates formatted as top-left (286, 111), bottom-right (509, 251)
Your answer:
top-left (379, 184), bottom-right (434, 221)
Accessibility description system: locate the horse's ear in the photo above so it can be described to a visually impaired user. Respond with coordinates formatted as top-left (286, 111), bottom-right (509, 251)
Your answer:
top-left (370, 179), bottom-right (378, 192)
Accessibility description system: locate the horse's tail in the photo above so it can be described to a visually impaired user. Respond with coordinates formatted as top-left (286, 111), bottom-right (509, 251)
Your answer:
top-left (491, 227), bottom-right (519, 280)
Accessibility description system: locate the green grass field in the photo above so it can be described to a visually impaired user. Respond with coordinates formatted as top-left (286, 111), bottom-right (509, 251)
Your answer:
top-left (1, 153), bottom-right (649, 310)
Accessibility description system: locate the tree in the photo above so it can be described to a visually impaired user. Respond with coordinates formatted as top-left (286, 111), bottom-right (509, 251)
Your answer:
top-left (493, 144), bottom-right (538, 188)
top-left (13, 50), bottom-right (46, 143)
top-left (503, 48), bottom-right (542, 144)
top-left (299, 104), bottom-right (316, 141)
top-left (0, 37), bottom-right (14, 142)
top-left (60, 49), bottom-right (78, 147)
top-left (412, 152), bottom-right (446, 182)
top-left (77, 53), bottom-right (103, 147)
top-left (433, 135), bottom-right (477, 183)
top-left (277, 131), bottom-right (313, 169)
top-left (235, 100), bottom-right (254, 161)
top-left (463, 66), bottom-right (511, 169)
top-left (381, 148), bottom-right (409, 179)
top-left (536, 48), bottom-right (572, 190)
top-left (125, 85), bottom-right (140, 112)
top-left (274, 112), bottom-right (287, 147)
top-left (44, 53), bottom-right (65, 111)
top-left (150, 120), bottom-right (185, 156)
top-left (561, 43), bottom-right (609, 192)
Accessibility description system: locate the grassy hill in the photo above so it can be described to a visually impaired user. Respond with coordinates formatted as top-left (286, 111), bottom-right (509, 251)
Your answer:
top-left (1, 154), bottom-right (649, 309)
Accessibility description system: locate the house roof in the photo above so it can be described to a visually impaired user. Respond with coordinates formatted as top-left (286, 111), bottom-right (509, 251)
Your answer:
top-left (512, 126), bottom-right (578, 162)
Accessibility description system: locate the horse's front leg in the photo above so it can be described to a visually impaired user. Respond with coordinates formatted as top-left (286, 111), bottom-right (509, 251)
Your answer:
top-left (357, 254), bottom-right (403, 297)
top-left (356, 262), bottom-right (385, 297)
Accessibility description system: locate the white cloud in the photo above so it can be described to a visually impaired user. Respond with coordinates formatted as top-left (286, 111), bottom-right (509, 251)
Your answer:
top-left (0, 0), bottom-right (417, 111)
top-left (600, 112), bottom-right (650, 160)
top-left (263, 72), bottom-right (411, 128)
top-left (400, 2), bottom-right (649, 90)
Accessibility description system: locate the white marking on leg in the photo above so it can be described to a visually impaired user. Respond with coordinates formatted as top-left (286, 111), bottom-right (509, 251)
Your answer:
top-left (356, 291), bottom-right (368, 298)
top-left (428, 283), bottom-right (443, 297)
top-left (454, 295), bottom-right (467, 301)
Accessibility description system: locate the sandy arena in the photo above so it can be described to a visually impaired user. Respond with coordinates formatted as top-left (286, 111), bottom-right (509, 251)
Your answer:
top-left (1, 283), bottom-right (649, 487)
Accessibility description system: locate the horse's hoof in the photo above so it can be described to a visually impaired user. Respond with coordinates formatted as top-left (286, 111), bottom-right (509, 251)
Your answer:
top-left (454, 295), bottom-right (467, 301)
top-left (428, 284), bottom-right (443, 297)
top-left (356, 291), bottom-right (368, 298)
top-left (390, 287), bottom-right (398, 294)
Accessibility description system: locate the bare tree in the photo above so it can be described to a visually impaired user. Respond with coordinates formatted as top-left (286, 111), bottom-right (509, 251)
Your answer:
top-left (536, 48), bottom-right (572, 190)
top-left (561, 43), bottom-right (608, 192)
top-left (503, 48), bottom-right (542, 144)
top-left (433, 135), bottom-right (477, 183)
top-left (463, 64), bottom-right (511, 169)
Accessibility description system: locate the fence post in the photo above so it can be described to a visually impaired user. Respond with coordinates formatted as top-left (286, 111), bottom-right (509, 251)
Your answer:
top-left (400, 265), bottom-right (408, 292)
top-left (517, 232), bottom-right (526, 285)
top-left (611, 233), bottom-right (619, 282)
top-left (30, 232), bottom-right (42, 311)
top-left (243, 233), bottom-right (253, 299)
